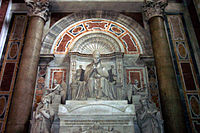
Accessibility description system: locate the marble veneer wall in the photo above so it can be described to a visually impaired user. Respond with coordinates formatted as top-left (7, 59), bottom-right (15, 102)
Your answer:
top-left (165, 13), bottom-right (200, 133)
top-left (0, 14), bottom-right (28, 133)
top-left (0, 8), bottom-right (200, 133)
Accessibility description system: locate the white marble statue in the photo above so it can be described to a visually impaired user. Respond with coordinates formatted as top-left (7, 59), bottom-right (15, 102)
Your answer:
top-left (47, 79), bottom-right (67, 104)
top-left (127, 79), bottom-right (144, 101)
top-left (108, 65), bottom-right (117, 83)
top-left (127, 81), bottom-right (133, 102)
top-left (84, 50), bottom-right (116, 100)
top-left (136, 97), bottom-right (164, 133)
top-left (133, 80), bottom-right (144, 94)
top-left (31, 95), bottom-right (54, 133)
top-left (76, 65), bottom-right (85, 82)
top-left (71, 65), bottom-right (86, 100)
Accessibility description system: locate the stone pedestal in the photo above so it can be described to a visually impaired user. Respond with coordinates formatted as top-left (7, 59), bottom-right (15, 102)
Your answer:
top-left (58, 100), bottom-right (135, 133)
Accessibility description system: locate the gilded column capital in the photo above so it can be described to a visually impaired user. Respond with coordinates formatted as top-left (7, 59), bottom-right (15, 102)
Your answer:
top-left (25, 0), bottom-right (50, 22)
top-left (143, 0), bottom-right (168, 21)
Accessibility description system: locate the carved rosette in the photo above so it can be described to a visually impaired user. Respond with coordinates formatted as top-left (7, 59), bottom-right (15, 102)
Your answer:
top-left (25, 0), bottom-right (50, 22)
top-left (143, 0), bottom-right (168, 21)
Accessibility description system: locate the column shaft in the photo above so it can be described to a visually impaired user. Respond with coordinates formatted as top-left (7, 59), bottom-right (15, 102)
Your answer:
top-left (6, 17), bottom-right (45, 133)
top-left (149, 17), bottom-right (187, 133)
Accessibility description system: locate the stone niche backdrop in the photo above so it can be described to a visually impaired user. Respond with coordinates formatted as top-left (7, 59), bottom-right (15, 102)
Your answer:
top-left (33, 10), bottom-right (161, 109)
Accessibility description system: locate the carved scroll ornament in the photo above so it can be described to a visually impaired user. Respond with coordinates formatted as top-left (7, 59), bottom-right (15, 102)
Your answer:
top-left (25, 0), bottom-right (50, 21)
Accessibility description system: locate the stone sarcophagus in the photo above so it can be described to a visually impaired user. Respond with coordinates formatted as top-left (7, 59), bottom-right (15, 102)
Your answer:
top-left (58, 100), bottom-right (136, 133)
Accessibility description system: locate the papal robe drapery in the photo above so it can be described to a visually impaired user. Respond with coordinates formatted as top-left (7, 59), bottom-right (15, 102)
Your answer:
top-left (84, 60), bottom-right (116, 99)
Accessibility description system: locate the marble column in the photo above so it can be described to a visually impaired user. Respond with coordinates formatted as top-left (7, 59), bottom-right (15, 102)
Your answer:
top-left (143, 1), bottom-right (187, 133)
top-left (6, 0), bottom-right (49, 133)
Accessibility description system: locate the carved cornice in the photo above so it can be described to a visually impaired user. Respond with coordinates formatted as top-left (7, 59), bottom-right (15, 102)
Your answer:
top-left (25, 0), bottom-right (50, 22)
top-left (143, 0), bottom-right (168, 21)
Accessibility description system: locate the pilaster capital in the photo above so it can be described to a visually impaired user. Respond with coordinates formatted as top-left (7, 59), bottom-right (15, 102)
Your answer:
top-left (25, 0), bottom-right (50, 22)
top-left (143, 0), bottom-right (168, 21)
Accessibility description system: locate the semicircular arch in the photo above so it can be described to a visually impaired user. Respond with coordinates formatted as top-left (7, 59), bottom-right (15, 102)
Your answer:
top-left (69, 31), bottom-right (123, 54)
top-left (41, 11), bottom-right (151, 56)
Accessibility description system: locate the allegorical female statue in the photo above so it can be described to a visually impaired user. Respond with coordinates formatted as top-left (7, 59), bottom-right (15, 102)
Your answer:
top-left (31, 95), bottom-right (54, 133)
top-left (136, 97), bottom-right (164, 133)
top-left (72, 65), bottom-right (86, 100)
top-left (46, 79), bottom-right (67, 104)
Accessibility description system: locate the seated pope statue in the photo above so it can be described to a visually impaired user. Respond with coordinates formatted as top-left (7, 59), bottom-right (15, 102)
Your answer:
top-left (84, 50), bottom-right (116, 99)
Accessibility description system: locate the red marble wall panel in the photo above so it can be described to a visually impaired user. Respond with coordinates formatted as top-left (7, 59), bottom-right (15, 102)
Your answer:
top-left (49, 69), bottom-right (67, 89)
top-left (86, 22), bottom-right (107, 30)
top-left (0, 63), bottom-right (15, 91)
top-left (130, 72), bottom-right (141, 87)
top-left (57, 33), bottom-right (72, 52)
top-left (33, 66), bottom-right (47, 109)
top-left (126, 68), bottom-right (144, 88)
top-left (167, 14), bottom-right (200, 133)
top-left (53, 19), bottom-right (141, 54)
top-left (147, 66), bottom-right (161, 108)
top-left (0, 14), bottom-right (28, 133)
top-left (181, 63), bottom-right (196, 90)
top-left (53, 72), bottom-right (64, 84)
top-left (122, 34), bottom-right (137, 52)
top-left (0, 0), bottom-right (9, 33)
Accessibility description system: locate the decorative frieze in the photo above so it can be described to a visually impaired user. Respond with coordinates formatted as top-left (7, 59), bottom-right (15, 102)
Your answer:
top-left (25, 0), bottom-right (50, 21)
top-left (143, 0), bottom-right (167, 21)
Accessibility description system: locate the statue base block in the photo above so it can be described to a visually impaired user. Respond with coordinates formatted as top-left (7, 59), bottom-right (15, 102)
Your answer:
top-left (58, 100), bottom-right (136, 133)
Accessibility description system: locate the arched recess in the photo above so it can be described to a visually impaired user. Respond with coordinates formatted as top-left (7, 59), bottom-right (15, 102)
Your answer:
top-left (41, 11), bottom-right (152, 56)
top-left (35, 11), bottom-right (162, 109)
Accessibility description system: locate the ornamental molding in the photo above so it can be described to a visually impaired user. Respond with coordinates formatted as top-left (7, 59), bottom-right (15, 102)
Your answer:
top-left (25, 0), bottom-right (50, 22)
top-left (143, 0), bottom-right (168, 21)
